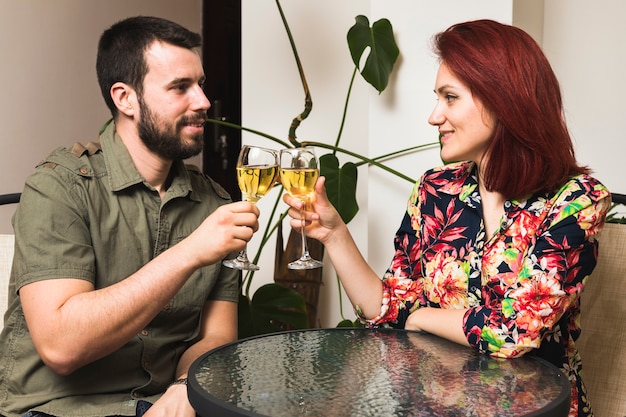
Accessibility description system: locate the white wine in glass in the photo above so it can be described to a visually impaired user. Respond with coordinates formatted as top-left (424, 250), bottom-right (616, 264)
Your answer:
top-left (279, 147), bottom-right (324, 270)
top-left (223, 145), bottom-right (278, 271)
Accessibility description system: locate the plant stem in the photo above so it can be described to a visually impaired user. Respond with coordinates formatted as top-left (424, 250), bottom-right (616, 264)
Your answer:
top-left (205, 118), bottom-right (438, 184)
top-left (336, 273), bottom-right (348, 321)
top-left (303, 141), bottom-right (439, 183)
top-left (205, 118), bottom-right (292, 148)
top-left (333, 68), bottom-right (358, 154)
top-left (275, 0), bottom-right (311, 147)
top-left (243, 188), bottom-right (289, 298)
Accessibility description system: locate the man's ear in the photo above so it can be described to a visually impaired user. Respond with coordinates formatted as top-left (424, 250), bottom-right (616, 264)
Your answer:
top-left (110, 82), bottom-right (137, 117)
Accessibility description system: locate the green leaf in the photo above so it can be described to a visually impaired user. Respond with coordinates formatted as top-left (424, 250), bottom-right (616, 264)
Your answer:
top-left (336, 319), bottom-right (364, 328)
top-left (238, 283), bottom-right (309, 339)
top-left (347, 15), bottom-right (399, 93)
top-left (320, 153), bottom-right (359, 224)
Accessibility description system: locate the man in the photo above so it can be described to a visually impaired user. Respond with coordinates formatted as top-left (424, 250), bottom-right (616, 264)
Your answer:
top-left (0, 16), bottom-right (258, 417)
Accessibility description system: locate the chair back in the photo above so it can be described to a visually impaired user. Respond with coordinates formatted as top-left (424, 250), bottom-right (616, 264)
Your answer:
top-left (0, 233), bottom-right (15, 323)
top-left (577, 222), bottom-right (626, 416)
top-left (0, 193), bottom-right (20, 206)
top-left (0, 193), bottom-right (19, 326)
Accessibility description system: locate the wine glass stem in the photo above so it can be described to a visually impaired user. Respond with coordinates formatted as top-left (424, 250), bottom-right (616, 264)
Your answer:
top-left (299, 209), bottom-right (311, 260)
top-left (238, 199), bottom-right (255, 261)
top-left (237, 246), bottom-right (249, 262)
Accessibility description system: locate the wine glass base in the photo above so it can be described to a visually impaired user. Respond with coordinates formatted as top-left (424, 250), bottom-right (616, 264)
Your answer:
top-left (287, 258), bottom-right (323, 270)
top-left (223, 258), bottom-right (260, 271)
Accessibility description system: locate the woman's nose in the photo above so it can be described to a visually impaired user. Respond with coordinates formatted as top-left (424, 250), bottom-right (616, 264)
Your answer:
top-left (428, 105), bottom-right (445, 126)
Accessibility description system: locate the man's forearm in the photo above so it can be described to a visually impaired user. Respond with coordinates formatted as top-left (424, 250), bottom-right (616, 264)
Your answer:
top-left (23, 242), bottom-right (200, 375)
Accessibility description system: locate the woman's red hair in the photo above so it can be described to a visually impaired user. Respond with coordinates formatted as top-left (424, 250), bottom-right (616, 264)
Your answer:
top-left (432, 19), bottom-right (588, 199)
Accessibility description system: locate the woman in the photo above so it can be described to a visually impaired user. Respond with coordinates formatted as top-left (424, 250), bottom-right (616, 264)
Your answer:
top-left (284, 19), bottom-right (610, 417)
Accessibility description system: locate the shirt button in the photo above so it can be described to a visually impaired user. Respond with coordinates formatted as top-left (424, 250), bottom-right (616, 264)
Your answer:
top-left (141, 329), bottom-right (149, 336)
top-left (162, 304), bottom-right (171, 311)
top-left (79, 168), bottom-right (88, 175)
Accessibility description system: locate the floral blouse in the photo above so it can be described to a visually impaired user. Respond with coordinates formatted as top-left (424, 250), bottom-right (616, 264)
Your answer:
top-left (366, 161), bottom-right (610, 417)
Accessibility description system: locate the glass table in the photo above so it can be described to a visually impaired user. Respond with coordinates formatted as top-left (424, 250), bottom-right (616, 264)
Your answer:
top-left (188, 328), bottom-right (570, 417)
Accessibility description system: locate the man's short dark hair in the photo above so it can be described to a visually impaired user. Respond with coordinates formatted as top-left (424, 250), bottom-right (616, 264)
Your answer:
top-left (96, 16), bottom-right (202, 117)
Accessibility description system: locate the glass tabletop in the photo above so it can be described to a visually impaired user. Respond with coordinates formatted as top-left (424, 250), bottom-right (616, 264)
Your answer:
top-left (188, 328), bottom-right (570, 417)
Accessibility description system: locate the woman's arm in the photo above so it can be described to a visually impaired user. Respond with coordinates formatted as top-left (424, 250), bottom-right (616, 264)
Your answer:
top-left (406, 307), bottom-right (470, 346)
top-left (283, 177), bottom-right (385, 318)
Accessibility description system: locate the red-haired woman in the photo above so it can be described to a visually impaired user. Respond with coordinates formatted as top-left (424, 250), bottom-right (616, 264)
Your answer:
top-left (283, 19), bottom-right (610, 417)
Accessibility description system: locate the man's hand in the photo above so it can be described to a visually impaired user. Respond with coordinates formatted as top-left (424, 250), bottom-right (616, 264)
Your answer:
top-left (184, 201), bottom-right (260, 267)
top-left (145, 383), bottom-right (195, 417)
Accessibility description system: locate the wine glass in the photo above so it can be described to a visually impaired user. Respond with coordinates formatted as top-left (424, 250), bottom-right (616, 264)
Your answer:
top-left (223, 145), bottom-right (278, 271)
top-left (279, 147), bottom-right (324, 270)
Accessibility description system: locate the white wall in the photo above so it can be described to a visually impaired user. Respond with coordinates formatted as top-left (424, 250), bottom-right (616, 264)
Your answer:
top-left (0, 0), bottom-right (202, 233)
top-left (513, 0), bottom-right (545, 44)
top-left (542, 0), bottom-right (626, 195)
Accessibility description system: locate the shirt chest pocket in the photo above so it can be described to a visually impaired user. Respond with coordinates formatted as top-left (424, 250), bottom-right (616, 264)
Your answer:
top-left (153, 266), bottom-right (220, 342)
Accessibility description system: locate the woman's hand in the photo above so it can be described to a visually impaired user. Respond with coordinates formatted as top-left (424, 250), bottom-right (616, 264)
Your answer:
top-left (282, 176), bottom-right (344, 245)
top-left (405, 308), bottom-right (425, 332)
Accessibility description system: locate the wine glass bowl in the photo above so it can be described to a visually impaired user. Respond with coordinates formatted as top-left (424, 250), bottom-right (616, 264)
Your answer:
top-left (237, 162), bottom-right (278, 203)
top-left (278, 168), bottom-right (318, 202)
top-left (279, 147), bottom-right (324, 270)
top-left (223, 145), bottom-right (278, 271)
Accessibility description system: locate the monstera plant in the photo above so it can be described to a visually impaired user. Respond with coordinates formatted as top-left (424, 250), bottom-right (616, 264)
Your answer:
top-left (210, 1), bottom-right (437, 338)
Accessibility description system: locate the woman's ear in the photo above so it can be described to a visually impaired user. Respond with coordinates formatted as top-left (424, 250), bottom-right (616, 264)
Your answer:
top-left (110, 82), bottom-right (137, 117)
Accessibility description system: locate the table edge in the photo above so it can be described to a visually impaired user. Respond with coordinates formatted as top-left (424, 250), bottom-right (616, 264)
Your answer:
top-left (188, 327), bottom-right (570, 417)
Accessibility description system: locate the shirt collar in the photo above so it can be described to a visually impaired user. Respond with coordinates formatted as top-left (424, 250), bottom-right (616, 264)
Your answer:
top-left (98, 119), bottom-right (196, 201)
top-left (436, 162), bottom-right (482, 209)
top-left (99, 120), bottom-right (144, 192)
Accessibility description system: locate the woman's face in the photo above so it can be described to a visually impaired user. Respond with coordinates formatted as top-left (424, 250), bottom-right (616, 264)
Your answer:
top-left (428, 63), bottom-right (496, 166)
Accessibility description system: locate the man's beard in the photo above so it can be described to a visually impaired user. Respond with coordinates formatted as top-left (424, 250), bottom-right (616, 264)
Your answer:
top-left (136, 96), bottom-right (205, 160)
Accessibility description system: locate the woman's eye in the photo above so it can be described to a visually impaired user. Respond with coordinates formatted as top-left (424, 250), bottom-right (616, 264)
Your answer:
top-left (445, 94), bottom-right (457, 103)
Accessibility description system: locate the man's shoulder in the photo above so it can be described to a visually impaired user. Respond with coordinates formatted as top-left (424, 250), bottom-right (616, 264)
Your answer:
top-left (185, 164), bottom-right (232, 201)
top-left (37, 141), bottom-right (104, 178)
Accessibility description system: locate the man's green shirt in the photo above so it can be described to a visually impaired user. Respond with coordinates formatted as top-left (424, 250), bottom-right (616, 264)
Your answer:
top-left (0, 121), bottom-right (239, 417)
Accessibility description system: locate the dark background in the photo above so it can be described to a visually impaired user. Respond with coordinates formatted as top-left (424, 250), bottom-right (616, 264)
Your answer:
top-left (202, 0), bottom-right (241, 200)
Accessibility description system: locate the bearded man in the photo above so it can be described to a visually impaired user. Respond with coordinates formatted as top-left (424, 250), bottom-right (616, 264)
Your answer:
top-left (0, 16), bottom-right (257, 417)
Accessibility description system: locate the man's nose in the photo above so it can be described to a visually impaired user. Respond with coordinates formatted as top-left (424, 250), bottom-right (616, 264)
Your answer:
top-left (191, 86), bottom-right (211, 112)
